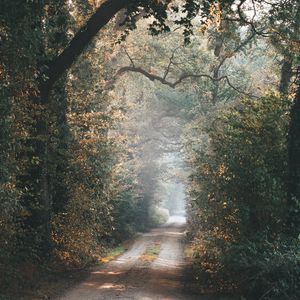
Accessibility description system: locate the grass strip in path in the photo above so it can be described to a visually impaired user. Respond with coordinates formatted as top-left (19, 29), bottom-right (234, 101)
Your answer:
top-left (140, 242), bottom-right (161, 262)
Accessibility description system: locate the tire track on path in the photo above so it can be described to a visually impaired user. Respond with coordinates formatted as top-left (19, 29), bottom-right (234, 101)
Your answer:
top-left (59, 216), bottom-right (207, 300)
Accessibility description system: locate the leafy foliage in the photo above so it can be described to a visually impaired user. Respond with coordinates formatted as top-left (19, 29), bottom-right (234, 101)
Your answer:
top-left (0, 0), bottom-right (300, 298)
top-left (186, 95), bottom-right (300, 298)
top-left (0, 0), bottom-right (156, 293)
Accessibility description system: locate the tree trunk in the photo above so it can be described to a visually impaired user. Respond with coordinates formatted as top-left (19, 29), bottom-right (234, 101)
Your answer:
top-left (51, 79), bottom-right (71, 214)
top-left (212, 33), bottom-right (224, 104)
top-left (35, 86), bottom-right (52, 252)
top-left (44, 0), bottom-right (127, 92)
top-left (287, 78), bottom-right (300, 237)
top-left (19, 86), bottom-right (52, 256)
top-left (23, 0), bottom-right (127, 255)
top-left (279, 58), bottom-right (292, 95)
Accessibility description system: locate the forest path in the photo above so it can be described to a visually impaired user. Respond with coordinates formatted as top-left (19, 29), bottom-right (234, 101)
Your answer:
top-left (58, 216), bottom-right (210, 300)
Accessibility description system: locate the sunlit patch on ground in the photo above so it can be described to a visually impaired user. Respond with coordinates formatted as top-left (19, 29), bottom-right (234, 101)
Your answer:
top-left (60, 217), bottom-right (204, 299)
top-left (97, 283), bottom-right (126, 290)
top-left (90, 270), bottom-right (123, 275)
top-left (139, 242), bottom-right (161, 262)
top-left (97, 246), bottom-right (125, 264)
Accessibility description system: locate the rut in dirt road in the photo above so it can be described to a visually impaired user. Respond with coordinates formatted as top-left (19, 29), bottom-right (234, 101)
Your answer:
top-left (58, 216), bottom-right (204, 300)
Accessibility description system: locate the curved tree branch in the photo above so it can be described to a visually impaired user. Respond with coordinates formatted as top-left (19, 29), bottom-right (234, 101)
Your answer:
top-left (42, 0), bottom-right (128, 92)
top-left (116, 66), bottom-right (258, 98)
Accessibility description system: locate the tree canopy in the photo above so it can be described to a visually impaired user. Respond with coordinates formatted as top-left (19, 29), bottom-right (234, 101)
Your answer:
top-left (1, 0), bottom-right (300, 299)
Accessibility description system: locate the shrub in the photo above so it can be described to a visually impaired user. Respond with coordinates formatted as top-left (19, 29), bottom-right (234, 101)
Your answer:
top-left (187, 94), bottom-right (299, 298)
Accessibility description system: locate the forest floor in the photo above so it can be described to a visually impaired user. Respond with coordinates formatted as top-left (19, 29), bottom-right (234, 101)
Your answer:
top-left (56, 216), bottom-right (235, 300)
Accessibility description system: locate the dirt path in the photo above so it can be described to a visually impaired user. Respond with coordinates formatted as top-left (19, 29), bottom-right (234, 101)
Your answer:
top-left (58, 216), bottom-right (207, 300)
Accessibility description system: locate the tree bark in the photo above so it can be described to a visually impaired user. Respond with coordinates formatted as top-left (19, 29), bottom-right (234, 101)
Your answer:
top-left (212, 33), bottom-right (224, 104)
top-left (279, 58), bottom-right (292, 95)
top-left (43, 0), bottom-right (127, 92)
top-left (25, 0), bottom-right (127, 255)
top-left (287, 78), bottom-right (300, 237)
top-left (20, 86), bottom-right (52, 255)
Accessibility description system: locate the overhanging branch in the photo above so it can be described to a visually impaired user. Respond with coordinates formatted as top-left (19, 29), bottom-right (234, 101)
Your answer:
top-left (43, 0), bottom-right (128, 92)
top-left (116, 66), bottom-right (257, 98)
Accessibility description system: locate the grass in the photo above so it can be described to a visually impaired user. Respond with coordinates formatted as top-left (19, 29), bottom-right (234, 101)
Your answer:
top-left (99, 245), bottom-right (125, 263)
top-left (140, 243), bottom-right (161, 262)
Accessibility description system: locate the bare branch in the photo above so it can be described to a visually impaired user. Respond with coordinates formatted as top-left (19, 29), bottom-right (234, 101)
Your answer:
top-left (213, 30), bottom-right (256, 80)
top-left (116, 66), bottom-right (175, 87)
top-left (163, 46), bottom-right (181, 80)
top-left (123, 48), bottom-right (135, 67)
top-left (220, 0), bottom-right (270, 37)
top-left (117, 30), bottom-right (258, 99)
top-left (116, 65), bottom-right (257, 98)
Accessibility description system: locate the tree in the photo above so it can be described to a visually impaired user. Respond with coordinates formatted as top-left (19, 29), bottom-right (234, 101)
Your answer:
top-left (6, 0), bottom-right (297, 252)
top-left (288, 78), bottom-right (300, 236)
top-left (1, 1), bottom-right (300, 294)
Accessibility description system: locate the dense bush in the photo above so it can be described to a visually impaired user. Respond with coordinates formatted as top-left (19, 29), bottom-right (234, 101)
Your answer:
top-left (187, 94), bottom-right (300, 299)
top-left (0, 2), bottom-right (152, 290)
